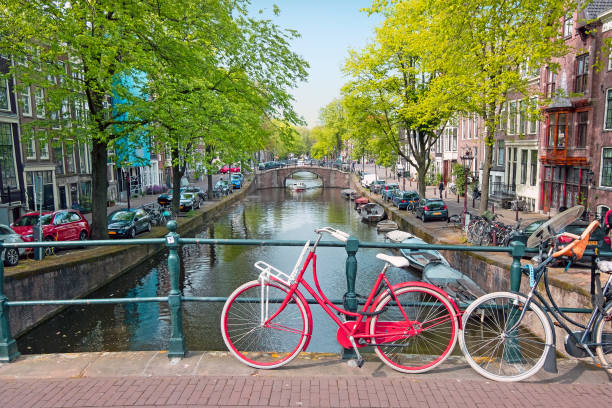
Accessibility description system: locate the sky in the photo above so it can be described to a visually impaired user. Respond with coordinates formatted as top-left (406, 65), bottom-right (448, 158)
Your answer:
top-left (250, 1), bottom-right (383, 128)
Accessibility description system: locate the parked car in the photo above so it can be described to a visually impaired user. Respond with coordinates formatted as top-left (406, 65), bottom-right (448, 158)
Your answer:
top-left (0, 224), bottom-right (25, 266)
top-left (392, 191), bottom-right (420, 210)
top-left (219, 165), bottom-right (230, 174)
top-left (370, 179), bottom-right (386, 193)
top-left (179, 192), bottom-right (202, 211)
top-left (212, 180), bottom-right (231, 197)
top-left (381, 183), bottom-right (400, 201)
top-left (107, 208), bottom-right (151, 238)
top-left (183, 185), bottom-right (207, 201)
top-left (230, 164), bottom-right (241, 173)
top-left (415, 198), bottom-right (448, 222)
top-left (12, 210), bottom-right (90, 243)
top-left (361, 174), bottom-right (376, 188)
top-left (157, 189), bottom-right (177, 206)
top-left (230, 173), bottom-right (243, 189)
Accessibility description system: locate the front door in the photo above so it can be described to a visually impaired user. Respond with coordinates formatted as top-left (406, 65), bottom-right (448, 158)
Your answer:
top-left (59, 186), bottom-right (67, 209)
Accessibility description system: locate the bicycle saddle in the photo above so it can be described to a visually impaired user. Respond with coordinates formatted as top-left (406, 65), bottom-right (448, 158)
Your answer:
top-left (376, 253), bottom-right (410, 268)
top-left (597, 260), bottom-right (612, 274)
top-left (552, 220), bottom-right (600, 261)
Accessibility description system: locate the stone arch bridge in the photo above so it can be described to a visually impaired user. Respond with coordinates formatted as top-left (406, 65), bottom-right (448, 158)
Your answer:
top-left (254, 166), bottom-right (351, 189)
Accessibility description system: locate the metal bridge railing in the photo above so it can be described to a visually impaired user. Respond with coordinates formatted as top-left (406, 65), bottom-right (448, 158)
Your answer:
top-left (0, 220), bottom-right (609, 363)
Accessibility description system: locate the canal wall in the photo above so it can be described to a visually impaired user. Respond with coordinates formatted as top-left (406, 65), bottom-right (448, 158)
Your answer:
top-left (4, 178), bottom-right (257, 337)
top-left (350, 177), bottom-right (595, 354)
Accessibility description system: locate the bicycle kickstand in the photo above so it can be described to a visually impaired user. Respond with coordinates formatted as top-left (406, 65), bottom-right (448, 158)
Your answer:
top-left (348, 337), bottom-right (365, 368)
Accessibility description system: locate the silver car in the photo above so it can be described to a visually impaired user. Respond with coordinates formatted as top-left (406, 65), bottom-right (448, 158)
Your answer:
top-left (0, 224), bottom-right (25, 266)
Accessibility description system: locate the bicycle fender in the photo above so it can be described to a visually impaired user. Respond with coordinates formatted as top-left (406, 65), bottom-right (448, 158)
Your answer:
top-left (269, 277), bottom-right (314, 351)
top-left (370, 281), bottom-right (462, 329)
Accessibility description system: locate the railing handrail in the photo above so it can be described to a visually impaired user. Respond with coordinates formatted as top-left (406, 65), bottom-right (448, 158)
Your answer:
top-left (0, 225), bottom-right (609, 363)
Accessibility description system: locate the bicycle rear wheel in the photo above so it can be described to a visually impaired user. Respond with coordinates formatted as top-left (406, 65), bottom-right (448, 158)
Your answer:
top-left (594, 301), bottom-right (612, 375)
top-left (459, 292), bottom-right (552, 382)
top-left (221, 280), bottom-right (309, 369)
top-left (369, 284), bottom-right (458, 373)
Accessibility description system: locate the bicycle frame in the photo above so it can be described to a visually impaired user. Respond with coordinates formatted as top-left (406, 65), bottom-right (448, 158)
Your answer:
top-left (510, 253), bottom-right (612, 361)
top-left (262, 233), bottom-right (459, 350)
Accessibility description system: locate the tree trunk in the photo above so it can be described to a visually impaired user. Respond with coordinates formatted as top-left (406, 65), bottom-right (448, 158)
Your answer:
top-left (90, 139), bottom-right (109, 240)
top-left (480, 129), bottom-right (494, 213)
top-left (171, 157), bottom-right (185, 216)
top-left (416, 166), bottom-right (427, 198)
top-left (207, 173), bottom-right (213, 197)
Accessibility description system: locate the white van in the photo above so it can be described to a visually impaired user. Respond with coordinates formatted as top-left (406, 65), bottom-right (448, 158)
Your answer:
top-left (361, 174), bottom-right (379, 188)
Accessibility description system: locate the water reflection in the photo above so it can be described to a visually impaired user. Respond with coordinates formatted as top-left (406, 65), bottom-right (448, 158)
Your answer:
top-left (18, 186), bottom-right (418, 354)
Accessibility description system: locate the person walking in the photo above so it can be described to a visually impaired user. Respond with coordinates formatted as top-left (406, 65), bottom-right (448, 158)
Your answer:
top-left (438, 181), bottom-right (444, 199)
top-left (604, 208), bottom-right (612, 235)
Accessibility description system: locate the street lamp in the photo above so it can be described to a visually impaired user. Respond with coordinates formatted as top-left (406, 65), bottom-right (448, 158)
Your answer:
top-left (584, 169), bottom-right (595, 219)
top-left (461, 149), bottom-right (474, 225)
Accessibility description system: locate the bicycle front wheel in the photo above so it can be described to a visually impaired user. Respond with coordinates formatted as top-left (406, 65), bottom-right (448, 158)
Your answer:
top-left (594, 301), bottom-right (612, 375)
top-left (221, 280), bottom-right (309, 369)
top-left (369, 284), bottom-right (458, 373)
top-left (459, 292), bottom-right (553, 382)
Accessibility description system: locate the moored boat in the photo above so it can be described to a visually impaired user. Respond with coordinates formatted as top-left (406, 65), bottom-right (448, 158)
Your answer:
top-left (359, 203), bottom-right (386, 223)
top-left (376, 219), bottom-right (398, 233)
top-left (340, 188), bottom-right (357, 200)
top-left (423, 261), bottom-right (486, 303)
top-left (354, 196), bottom-right (369, 210)
top-left (291, 182), bottom-right (306, 192)
top-left (384, 230), bottom-right (414, 243)
top-left (399, 236), bottom-right (449, 271)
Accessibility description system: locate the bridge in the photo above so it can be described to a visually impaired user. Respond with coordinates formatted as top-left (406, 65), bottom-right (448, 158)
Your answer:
top-left (254, 165), bottom-right (351, 189)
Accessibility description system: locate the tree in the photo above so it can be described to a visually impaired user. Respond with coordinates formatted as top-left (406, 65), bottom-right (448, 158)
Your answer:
top-left (368, 0), bottom-right (574, 211)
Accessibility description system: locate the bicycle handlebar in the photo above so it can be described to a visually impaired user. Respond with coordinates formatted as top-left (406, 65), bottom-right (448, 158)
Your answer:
top-left (315, 227), bottom-right (350, 242)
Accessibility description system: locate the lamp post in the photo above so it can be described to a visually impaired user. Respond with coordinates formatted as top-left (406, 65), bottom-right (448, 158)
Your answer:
top-left (461, 149), bottom-right (474, 226)
top-left (584, 169), bottom-right (595, 220)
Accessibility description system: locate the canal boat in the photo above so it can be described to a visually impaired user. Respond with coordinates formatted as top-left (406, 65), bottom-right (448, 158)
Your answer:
top-left (423, 261), bottom-right (486, 304)
top-left (340, 188), bottom-right (357, 200)
top-left (384, 230), bottom-right (414, 243)
top-left (354, 196), bottom-right (369, 210)
top-left (376, 219), bottom-right (399, 233)
top-left (399, 235), bottom-right (449, 271)
top-left (359, 203), bottom-right (386, 223)
top-left (291, 182), bottom-right (306, 192)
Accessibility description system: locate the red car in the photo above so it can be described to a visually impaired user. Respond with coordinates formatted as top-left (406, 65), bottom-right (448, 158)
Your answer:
top-left (219, 165), bottom-right (230, 174)
top-left (12, 210), bottom-right (90, 242)
top-left (229, 164), bottom-right (241, 173)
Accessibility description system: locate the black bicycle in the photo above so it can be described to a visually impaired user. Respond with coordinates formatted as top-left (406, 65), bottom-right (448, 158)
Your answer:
top-left (459, 205), bottom-right (612, 381)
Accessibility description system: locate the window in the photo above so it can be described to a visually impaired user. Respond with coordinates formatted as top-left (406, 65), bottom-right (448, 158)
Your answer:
top-left (530, 150), bottom-right (537, 186)
top-left (563, 14), bottom-right (573, 37)
top-left (509, 101), bottom-right (517, 134)
top-left (608, 55), bottom-right (612, 71)
top-left (519, 100), bottom-right (525, 135)
top-left (38, 130), bottom-right (49, 159)
top-left (497, 141), bottom-right (505, 166)
top-left (0, 78), bottom-right (10, 111)
top-left (556, 113), bottom-right (567, 147)
top-left (529, 97), bottom-right (538, 134)
top-left (473, 114), bottom-right (478, 138)
top-left (547, 112), bottom-right (568, 148)
top-left (546, 69), bottom-right (556, 98)
top-left (0, 124), bottom-right (18, 188)
top-left (34, 87), bottom-right (45, 118)
top-left (548, 114), bottom-right (556, 146)
top-left (20, 86), bottom-right (31, 116)
top-left (26, 138), bottom-right (36, 160)
top-left (499, 103), bottom-right (506, 131)
top-left (602, 148), bottom-right (612, 187)
top-left (452, 128), bottom-right (457, 151)
top-left (520, 150), bottom-right (527, 185)
top-left (606, 90), bottom-right (612, 130)
top-left (575, 54), bottom-right (589, 94)
top-left (65, 142), bottom-right (75, 173)
top-left (53, 141), bottom-right (64, 175)
top-left (576, 111), bottom-right (588, 147)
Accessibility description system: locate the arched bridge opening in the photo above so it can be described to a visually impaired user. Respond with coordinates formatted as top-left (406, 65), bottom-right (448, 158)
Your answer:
top-left (255, 166), bottom-right (351, 189)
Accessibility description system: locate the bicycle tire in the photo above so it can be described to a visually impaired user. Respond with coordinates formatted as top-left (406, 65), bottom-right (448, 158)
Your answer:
top-left (369, 284), bottom-right (458, 373)
top-left (221, 280), bottom-right (309, 369)
top-left (478, 225), bottom-right (492, 246)
top-left (594, 301), bottom-right (612, 375)
top-left (459, 292), bottom-right (553, 382)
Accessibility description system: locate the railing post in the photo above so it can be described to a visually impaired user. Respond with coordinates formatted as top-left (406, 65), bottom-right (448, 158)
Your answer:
top-left (509, 241), bottom-right (525, 292)
top-left (342, 235), bottom-right (359, 359)
top-left (0, 241), bottom-right (20, 362)
top-left (165, 221), bottom-right (186, 358)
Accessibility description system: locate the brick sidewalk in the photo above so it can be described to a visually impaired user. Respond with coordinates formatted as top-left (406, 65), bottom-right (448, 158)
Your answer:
top-left (1, 375), bottom-right (609, 407)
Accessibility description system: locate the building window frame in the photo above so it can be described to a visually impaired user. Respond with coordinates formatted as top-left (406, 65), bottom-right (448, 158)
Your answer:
top-left (520, 149), bottom-right (528, 185)
top-left (547, 112), bottom-right (569, 148)
top-left (0, 78), bottom-right (10, 111)
top-left (575, 54), bottom-right (589, 94)
top-left (26, 138), bottom-right (36, 160)
top-left (576, 110), bottom-right (588, 148)
top-left (20, 85), bottom-right (32, 116)
top-left (601, 147), bottom-right (612, 187)
top-left (530, 150), bottom-right (537, 186)
top-left (497, 141), bottom-right (505, 166)
top-left (34, 87), bottom-right (45, 118)
top-left (563, 14), bottom-right (574, 37)
top-left (546, 68), bottom-right (557, 98)
top-left (509, 101), bottom-right (517, 135)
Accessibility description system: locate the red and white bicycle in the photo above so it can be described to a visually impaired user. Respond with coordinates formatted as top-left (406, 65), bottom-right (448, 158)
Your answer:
top-left (221, 227), bottom-right (461, 372)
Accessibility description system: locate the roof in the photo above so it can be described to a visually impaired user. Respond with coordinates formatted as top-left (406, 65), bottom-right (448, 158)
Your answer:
top-left (582, 0), bottom-right (612, 20)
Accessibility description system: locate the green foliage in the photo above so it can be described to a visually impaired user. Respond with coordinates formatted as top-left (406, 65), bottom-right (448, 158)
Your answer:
top-left (452, 163), bottom-right (468, 197)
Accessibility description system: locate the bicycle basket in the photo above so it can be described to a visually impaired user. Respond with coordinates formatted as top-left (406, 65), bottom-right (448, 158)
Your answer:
top-left (254, 240), bottom-right (310, 286)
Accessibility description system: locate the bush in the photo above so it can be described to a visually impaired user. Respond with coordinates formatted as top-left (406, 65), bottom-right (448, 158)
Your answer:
top-left (452, 163), bottom-right (468, 196)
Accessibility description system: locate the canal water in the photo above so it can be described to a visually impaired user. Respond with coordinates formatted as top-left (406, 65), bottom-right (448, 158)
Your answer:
top-left (18, 172), bottom-right (419, 355)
